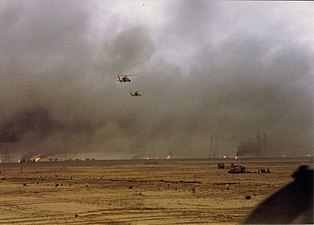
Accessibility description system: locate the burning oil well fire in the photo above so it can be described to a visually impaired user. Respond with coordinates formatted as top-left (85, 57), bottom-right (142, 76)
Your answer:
top-left (34, 155), bottom-right (41, 162)
top-left (0, 107), bottom-right (95, 162)
top-left (17, 154), bottom-right (43, 163)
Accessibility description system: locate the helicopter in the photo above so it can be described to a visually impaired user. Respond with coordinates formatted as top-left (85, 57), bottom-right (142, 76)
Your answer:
top-left (130, 91), bottom-right (142, 96)
top-left (117, 74), bottom-right (136, 83)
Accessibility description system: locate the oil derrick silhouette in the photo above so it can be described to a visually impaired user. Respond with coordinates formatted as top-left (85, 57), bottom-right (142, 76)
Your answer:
top-left (256, 132), bottom-right (267, 158)
top-left (3, 149), bottom-right (10, 163)
top-left (1, 128), bottom-right (14, 163)
top-left (209, 131), bottom-right (218, 158)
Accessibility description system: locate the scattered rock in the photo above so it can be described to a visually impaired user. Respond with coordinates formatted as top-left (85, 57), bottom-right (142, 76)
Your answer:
top-left (245, 195), bottom-right (251, 200)
top-left (129, 186), bottom-right (133, 189)
top-left (75, 214), bottom-right (78, 217)
top-left (55, 184), bottom-right (59, 187)
top-left (23, 183), bottom-right (27, 186)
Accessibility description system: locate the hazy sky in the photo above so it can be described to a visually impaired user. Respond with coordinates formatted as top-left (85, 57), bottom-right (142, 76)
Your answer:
top-left (0, 0), bottom-right (313, 160)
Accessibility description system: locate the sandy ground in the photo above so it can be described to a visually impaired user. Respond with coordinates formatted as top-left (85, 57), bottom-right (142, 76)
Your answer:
top-left (0, 158), bottom-right (312, 225)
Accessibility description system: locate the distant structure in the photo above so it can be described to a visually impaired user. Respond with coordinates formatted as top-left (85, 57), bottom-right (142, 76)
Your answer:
top-left (256, 132), bottom-right (262, 157)
top-left (237, 131), bottom-right (267, 158)
top-left (209, 131), bottom-right (218, 158)
top-left (263, 132), bottom-right (267, 157)
top-left (256, 132), bottom-right (267, 158)
top-left (4, 153), bottom-right (10, 163)
top-left (3, 151), bottom-right (10, 163)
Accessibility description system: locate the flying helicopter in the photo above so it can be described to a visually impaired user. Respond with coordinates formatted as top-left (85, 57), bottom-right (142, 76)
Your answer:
top-left (117, 74), bottom-right (136, 83)
top-left (130, 91), bottom-right (142, 97)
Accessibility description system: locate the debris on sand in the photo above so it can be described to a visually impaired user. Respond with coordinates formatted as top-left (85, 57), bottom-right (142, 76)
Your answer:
top-left (228, 165), bottom-right (246, 174)
top-left (23, 183), bottom-right (27, 186)
top-left (259, 168), bottom-right (271, 173)
top-left (220, 163), bottom-right (272, 174)
top-left (159, 180), bottom-right (200, 184)
top-left (214, 182), bottom-right (240, 185)
top-left (245, 195), bottom-right (251, 200)
top-left (217, 163), bottom-right (240, 170)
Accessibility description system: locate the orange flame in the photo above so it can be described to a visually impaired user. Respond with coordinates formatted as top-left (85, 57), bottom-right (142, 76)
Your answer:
top-left (35, 156), bottom-right (41, 162)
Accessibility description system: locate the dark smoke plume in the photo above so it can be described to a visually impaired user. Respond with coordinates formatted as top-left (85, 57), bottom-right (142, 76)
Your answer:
top-left (0, 1), bottom-right (313, 160)
top-left (0, 107), bottom-right (94, 144)
top-left (236, 139), bottom-right (257, 157)
top-left (0, 107), bottom-right (57, 143)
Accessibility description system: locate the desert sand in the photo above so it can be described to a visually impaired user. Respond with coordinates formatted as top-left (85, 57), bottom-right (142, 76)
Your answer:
top-left (0, 158), bottom-right (312, 225)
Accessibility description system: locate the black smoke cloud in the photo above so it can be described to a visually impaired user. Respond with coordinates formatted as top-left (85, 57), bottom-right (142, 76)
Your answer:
top-left (236, 139), bottom-right (257, 157)
top-left (0, 107), bottom-right (59, 143)
top-left (0, 1), bottom-right (313, 160)
top-left (0, 107), bottom-right (94, 143)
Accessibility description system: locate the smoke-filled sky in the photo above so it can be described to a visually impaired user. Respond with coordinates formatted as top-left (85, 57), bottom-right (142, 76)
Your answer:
top-left (0, 0), bottom-right (313, 160)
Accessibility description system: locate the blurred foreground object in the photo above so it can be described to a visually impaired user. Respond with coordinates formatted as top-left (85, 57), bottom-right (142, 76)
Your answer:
top-left (242, 165), bottom-right (313, 224)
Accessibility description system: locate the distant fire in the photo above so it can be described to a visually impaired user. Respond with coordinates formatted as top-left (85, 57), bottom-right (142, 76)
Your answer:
top-left (35, 155), bottom-right (41, 162)
top-left (223, 155), bottom-right (227, 159)
top-left (166, 150), bottom-right (172, 160)
top-left (235, 156), bottom-right (239, 160)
